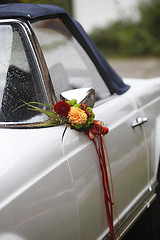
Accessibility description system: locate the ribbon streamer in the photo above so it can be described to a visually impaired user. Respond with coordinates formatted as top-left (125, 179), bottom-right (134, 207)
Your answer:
top-left (85, 120), bottom-right (120, 240)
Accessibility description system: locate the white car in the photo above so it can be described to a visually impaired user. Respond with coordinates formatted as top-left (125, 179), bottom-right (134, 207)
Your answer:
top-left (0, 3), bottom-right (160, 240)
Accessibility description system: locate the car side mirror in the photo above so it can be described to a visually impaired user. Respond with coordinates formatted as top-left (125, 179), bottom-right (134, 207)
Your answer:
top-left (60, 88), bottom-right (95, 107)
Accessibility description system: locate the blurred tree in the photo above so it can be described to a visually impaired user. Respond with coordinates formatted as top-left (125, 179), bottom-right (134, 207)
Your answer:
top-left (0, 0), bottom-right (72, 16)
top-left (139, 0), bottom-right (160, 54)
top-left (90, 0), bottom-right (160, 57)
top-left (0, 0), bottom-right (20, 3)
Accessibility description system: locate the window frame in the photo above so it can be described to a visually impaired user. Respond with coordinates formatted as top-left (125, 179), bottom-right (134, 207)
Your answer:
top-left (31, 14), bottom-right (115, 94)
top-left (31, 17), bottom-right (110, 103)
top-left (0, 16), bottom-right (113, 129)
top-left (0, 19), bottom-right (54, 128)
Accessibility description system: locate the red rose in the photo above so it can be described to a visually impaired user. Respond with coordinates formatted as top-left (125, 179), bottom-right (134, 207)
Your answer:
top-left (54, 101), bottom-right (70, 117)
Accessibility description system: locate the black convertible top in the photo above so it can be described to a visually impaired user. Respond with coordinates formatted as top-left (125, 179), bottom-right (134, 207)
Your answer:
top-left (0, 3), bottom-right (65, 19)
top-left (0, 3), bottom-right (130, 94)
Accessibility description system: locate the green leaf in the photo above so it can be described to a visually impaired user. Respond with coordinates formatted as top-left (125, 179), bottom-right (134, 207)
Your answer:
top-left (29, 102), bottom-right (54, 109)
top-left (30, 107), bottom-right (57, 118)
top-left (87, 117), bottom-right (94, 124)
top-left (92, 112), bottom-right (95, 118)
top-left (69, 99), bottom-right (77, 106)
top-left (34, 121), bottom-right (60, 127)
top-left (74, 124), bottom-right (82, 129)
top-left (86, 107), bottom-right (92, 113)
top-left (23, 101), bottom-right (57, 118)
top-left (74, 103), bottom-right (81, 108)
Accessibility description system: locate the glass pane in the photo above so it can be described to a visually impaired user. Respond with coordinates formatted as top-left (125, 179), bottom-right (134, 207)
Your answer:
top-left (0, 23), bottom-right (48, 123)
top-left (32, 19), bottom-right (110, 102)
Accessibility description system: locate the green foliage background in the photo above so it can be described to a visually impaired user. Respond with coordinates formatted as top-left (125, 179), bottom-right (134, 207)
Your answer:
top-left (90, 0), bottom-right (160, 57)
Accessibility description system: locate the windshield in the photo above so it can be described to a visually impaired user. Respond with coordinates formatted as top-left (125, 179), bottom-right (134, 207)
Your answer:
top-left (0, 22), bottom-right (49, 124)
top-left (32, 18), bottom-right (110, 102)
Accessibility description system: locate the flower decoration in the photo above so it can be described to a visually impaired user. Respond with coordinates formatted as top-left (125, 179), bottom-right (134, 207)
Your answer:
top-left (23, 98), bottom-right (120, 240)
top-left (24, 99), bottom-right (95, 130)
top-left (54, 101), bottom-right (70, 117)
top-left (68, 107), bottom-right (87, 125)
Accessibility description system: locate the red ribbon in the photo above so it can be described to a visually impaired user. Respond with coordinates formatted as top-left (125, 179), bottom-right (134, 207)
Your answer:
top-left (85, 120), bottom-right (115, 240)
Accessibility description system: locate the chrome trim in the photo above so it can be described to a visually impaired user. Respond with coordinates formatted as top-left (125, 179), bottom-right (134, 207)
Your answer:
top-left (0, 122), bottom-right (48, 129)
top-left (116, 182), bottom-right (158, 239)
top-left (101, 182), bottom-right (158, 240)
top-left (132, 117), bottom-right (148, 128)
top-left (27, 20), bottom-right (56, 103)
top-left (116, 192), bottom-right (156, 239)
top-left (0, 19), bottom-right (48, 99)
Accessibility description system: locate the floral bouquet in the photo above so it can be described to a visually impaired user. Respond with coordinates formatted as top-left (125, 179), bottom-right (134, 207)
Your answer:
top-left (25, 99), bottom-right (95, 130)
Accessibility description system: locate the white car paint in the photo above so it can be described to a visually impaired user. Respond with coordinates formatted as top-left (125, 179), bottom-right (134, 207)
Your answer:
top-left (0, 77), bottom-right (160, 239)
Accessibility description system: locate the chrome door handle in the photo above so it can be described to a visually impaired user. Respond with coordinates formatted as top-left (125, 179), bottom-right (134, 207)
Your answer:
top-left (132, 117), bottom-right (148, 128)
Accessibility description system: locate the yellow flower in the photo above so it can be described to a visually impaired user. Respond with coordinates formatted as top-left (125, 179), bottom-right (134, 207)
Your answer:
top-left (68, 107), bottom-right (87, 125)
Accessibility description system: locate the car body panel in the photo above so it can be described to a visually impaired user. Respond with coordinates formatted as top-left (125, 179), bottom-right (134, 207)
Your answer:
top-left (0, 127), bottom-right (79, 239)
top-left (124, 77), bottom-right (160, 186)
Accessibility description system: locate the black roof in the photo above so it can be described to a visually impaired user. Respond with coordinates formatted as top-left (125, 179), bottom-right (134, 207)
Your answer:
top-left (0, 3), bottom-right (66, 20)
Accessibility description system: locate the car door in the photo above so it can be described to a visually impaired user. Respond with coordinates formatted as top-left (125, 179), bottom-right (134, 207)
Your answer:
top-left (31, 18), bottom-right (149, 239)
top-left (62, 90), bottom-right (149, 239)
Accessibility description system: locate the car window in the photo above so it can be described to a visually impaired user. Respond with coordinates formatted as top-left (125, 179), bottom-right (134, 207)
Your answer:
top-left (0, 23), bottom-right (49, 124)
top-left (32, 18), bottom-right (110, 102)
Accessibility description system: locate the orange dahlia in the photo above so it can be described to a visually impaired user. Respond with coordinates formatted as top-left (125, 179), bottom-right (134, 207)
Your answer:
top-left (68, 107), bottom-right (87, 125)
